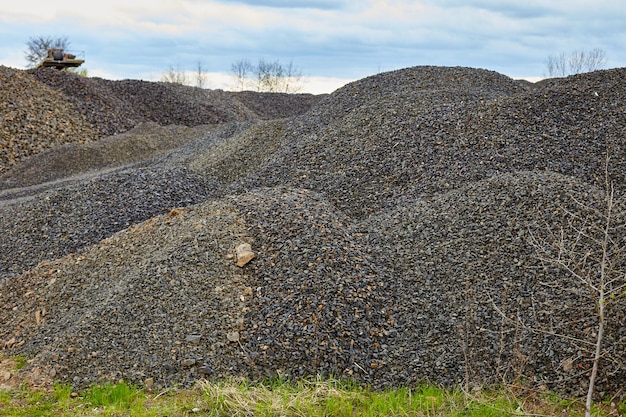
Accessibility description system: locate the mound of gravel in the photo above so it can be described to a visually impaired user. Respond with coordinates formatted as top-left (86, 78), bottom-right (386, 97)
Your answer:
top-left (303, 65), bottom-right (529, 125)
top-left (232, 91), bottom-right (325, 120)
top-left (2, 172), bottom-right (623, 396)
top-left (1, 65), bottom-right (625, 398)
top-left (0, 166), bottom-right (218, 279)
top-left (189, 119), bottom-right (291, 184)
top-left (1, 66), bottom-right (322, 172)
top-left (229, 66), bottom-right (625, 219)
top-left (0, 123), bottom-right (217, 190)
top-left (0, 66), bottom-right (97, 172)
top-left (1, 199), bottom-right (255, 388)
top-left (1, 188), bottom-right (392, 390)
top-left (229, 187), bottom-right (393, 384)
top-left (30, 68), bottom-right (323, 131)
top-left (362, 171), bottom-right (626, 395)
top-left (28, 68), bottom-right (143, 137)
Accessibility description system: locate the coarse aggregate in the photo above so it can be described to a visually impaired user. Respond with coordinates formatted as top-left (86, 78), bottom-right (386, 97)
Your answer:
top-left (0, 65), bottom-right (625, 399)
top-left (231, 66), bottom-right (625, 218)
top-left (0, 166), bottom-right (218, 279)
top-left (362, 171), bottom-right (626, 395)
top-left (1, 66), bottom-right (320, 172)
top-left (0, 67), bottom-right (97, 170)
top-left (0, 122), bottom-right (216, 190)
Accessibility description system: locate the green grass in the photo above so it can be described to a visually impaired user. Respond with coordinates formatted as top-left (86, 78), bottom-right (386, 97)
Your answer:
top-left (0, 377), bottom-right (624, 416)
top-left (13, 355), bottom-right (26, 370)
top-left (84, 381), bottom-right (141, 409)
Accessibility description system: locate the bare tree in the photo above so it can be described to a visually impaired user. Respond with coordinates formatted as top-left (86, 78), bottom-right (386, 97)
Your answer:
top-left (282, 60), bottom-right (303, 93)
top-left (231, 59), bottom-right (254, 91)
top-left (24, 35), bottom-right (70, 68)
top-left (195, 61), bottom-right (208, 88)
top-left (160, 64), bottom-right (188, 85)
top-left (545, 48), bottom-right (607, 77)
top-left (530, 156), bottom-right (625, 417)
top-left (231, 58), bottom-right (303, 93)
top-left (255, 58), bottom-right (282, 92)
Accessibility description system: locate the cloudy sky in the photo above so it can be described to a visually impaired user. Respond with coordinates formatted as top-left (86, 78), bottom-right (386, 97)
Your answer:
top-left (1, 0), bottom-right (624, 93)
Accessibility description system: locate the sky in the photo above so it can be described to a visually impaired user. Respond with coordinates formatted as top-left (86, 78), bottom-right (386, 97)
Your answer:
top-left (1, 0), bottom-right (624, 94)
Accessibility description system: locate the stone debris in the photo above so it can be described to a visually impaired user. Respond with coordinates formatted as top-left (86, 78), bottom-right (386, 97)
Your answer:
top-left (1, 65), bottom-right (321, 173)
top-left (0, 65), bottom-right (625, 398)
top-left (226, 332), bottom-right (240, 343)
top-left (235, 243), bottom-right (256, 267)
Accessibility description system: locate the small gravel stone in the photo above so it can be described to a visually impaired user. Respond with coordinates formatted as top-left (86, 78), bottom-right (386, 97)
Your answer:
top-left (226, 332), bottom-right (240, 342)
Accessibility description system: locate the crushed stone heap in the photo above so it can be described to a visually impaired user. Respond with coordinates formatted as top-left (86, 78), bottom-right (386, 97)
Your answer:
top-left (1, 66), bottom-right (321, 173)
top-left (1, 65), bottom-right (625, 398)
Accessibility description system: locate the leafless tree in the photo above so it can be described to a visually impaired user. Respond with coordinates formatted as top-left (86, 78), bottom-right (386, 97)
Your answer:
top-left (231, 58), bottom-right (303, 93)
top-left (231, 59), bottom-right (254, 91)
top-left (530, 156), bottom-right (625, 417)
top-left (281, 60), bottom-right (303, 93)
top-left (195, 61), bottom-right (208, 88)
top-left (160, 64), bottom-right (188, 85)
top-left (24, 35), bottom-right (70, 68)
top-left (545, 48), bottom-right (607, 77)
top-left (255, 58), bottom-right (282, 92)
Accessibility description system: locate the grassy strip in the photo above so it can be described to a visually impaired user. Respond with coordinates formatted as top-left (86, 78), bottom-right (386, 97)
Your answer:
top-left (1, 377), bottom-right (624, 416)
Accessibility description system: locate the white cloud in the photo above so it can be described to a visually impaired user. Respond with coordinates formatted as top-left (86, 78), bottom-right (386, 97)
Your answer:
top-left (94, 65), bottom-right (351, 95)
top-left (0, 48), bottom-right (26, 68)
top-left (214, 0), bottom-right (348, 10)
top-left (0, 0), bottom-right (624, 84)
top-left (299, 75), bottom-right (353, 94)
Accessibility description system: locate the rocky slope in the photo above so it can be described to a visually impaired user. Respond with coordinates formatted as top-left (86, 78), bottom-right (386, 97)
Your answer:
top-left (1, 65), bottom-right (625, 400)
top-left (1, 66), bottom-right (321, 173)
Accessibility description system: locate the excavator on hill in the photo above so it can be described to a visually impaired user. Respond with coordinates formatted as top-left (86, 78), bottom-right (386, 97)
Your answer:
top-left (36, 48), bottom-right (85, 70)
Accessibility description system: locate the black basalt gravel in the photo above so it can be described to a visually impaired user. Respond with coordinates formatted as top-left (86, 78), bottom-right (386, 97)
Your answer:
top-left (0, 123), bottom-right (218, 190)
top-left (360, 171), bottom-right (626, 395)
top-left (1, 65), bottom-right (625, 399)
top-left (0, 199), bottom-right (256, 389)
top-left (1, 66), bottom-right (321, 171)
top-left (228, 187), bottom-right (395, 384)
top-left (0, 66), bottom-right (97, 172)
top-left (0, 166), bottom-right (218, 279)
top-left (230, 67), bottom-right (625, 219)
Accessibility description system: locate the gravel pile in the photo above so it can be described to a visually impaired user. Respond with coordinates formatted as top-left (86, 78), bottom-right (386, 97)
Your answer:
top-left (362, 171), bottom-right (626, 395)
top-left (29, 68), bottom-right (321, 132)
top-left (28, 68), bottom-right (143, 137)
top-left (228, 187), bottom-right (394, 384)
top-left (231, 66), bottom-right (625, 219)
top-left (231, 91), bottom-right (324, 120)
top-left (1, 67), bottom-right (321, 172)
top-left (1, 187), bottom-right (395, 390)
top-left (0, 66), bottom-right (96, 172)
top-left (1, 65), bottom-right (625, 398)
top-left (0, 123), bottom-right (217, 190)
top-left (0, 166), bottom-right (218, 279)
top-left (1, 199), bottom-right (255, 388)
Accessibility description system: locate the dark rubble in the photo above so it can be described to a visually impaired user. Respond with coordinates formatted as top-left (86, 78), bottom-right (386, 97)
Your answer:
top-left (231, 66), bottom-right (625, 218)
top-left (1, 66), bottom-right (321, 172)
top-left (0, 65), bottom-right (625, 398)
